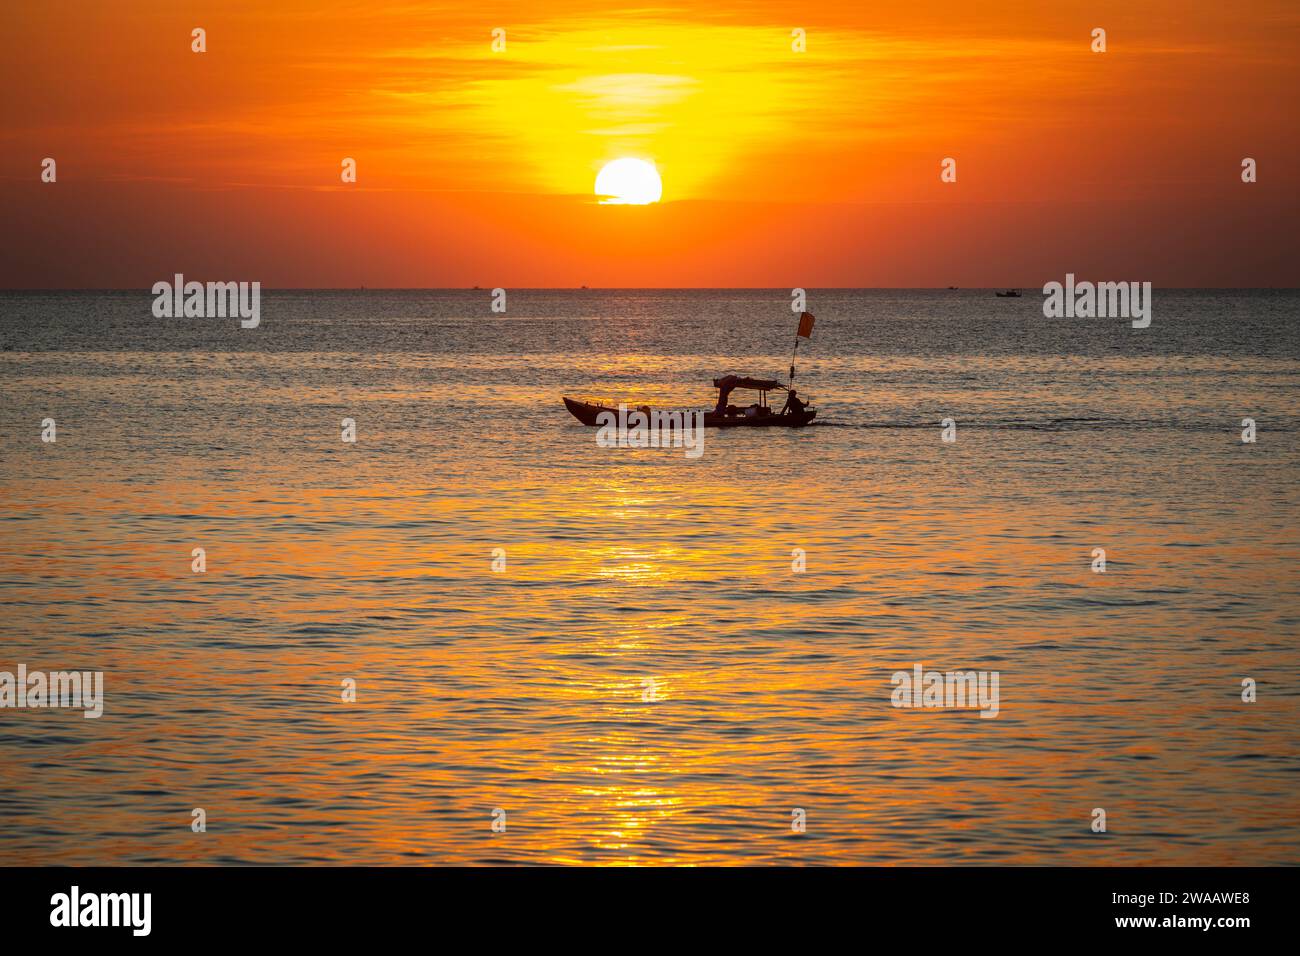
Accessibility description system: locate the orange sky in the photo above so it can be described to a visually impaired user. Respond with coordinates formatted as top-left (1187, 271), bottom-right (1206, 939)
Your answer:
top-left (2, 1), bottom-right (1297, 287)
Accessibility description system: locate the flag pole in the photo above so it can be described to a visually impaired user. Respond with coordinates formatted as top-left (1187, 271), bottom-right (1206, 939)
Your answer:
top-left (789, 311), bottom-right (813, 387)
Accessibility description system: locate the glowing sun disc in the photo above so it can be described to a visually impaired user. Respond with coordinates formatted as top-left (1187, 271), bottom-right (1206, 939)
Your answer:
top-left (595, 158), bottom-right (662, 205)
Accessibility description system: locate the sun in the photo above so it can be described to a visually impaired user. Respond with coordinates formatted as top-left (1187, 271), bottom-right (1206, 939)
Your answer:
top-left (595, 158), bottom-right (663, 205)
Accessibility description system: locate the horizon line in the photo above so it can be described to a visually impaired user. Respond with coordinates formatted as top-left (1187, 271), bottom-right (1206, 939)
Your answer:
top-left (3, 286), bottom-right (1299, 293)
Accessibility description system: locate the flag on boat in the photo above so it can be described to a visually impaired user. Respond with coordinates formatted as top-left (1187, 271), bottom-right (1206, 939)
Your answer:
top-left (797, 311), bottom-right (815, 338)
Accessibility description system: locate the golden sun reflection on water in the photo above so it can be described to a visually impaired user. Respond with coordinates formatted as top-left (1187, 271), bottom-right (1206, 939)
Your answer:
top-left (2, 322), bottom-right (1298, 865)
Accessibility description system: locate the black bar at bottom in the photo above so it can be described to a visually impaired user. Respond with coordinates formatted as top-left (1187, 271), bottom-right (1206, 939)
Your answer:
top-left (0, 866), bottom-right (1284, 942)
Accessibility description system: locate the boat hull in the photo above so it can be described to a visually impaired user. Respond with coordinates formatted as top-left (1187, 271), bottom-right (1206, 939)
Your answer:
top-left (563, 396), bottom-right (816, 428)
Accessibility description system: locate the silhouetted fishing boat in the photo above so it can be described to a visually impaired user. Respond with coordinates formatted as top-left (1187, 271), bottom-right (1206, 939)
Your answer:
top-left (564, 375), bottom-right (816, 428)
top-left (564, 312), bottom-right (820, 429)
top-left (995, 289), bottom-right (1022, 297)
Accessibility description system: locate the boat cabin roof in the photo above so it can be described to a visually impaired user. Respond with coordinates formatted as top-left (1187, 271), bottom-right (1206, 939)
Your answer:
top-left (712, 374), bottom-right (785, 392)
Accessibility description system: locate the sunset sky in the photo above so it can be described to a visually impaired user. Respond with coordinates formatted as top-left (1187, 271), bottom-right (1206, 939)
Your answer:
top-left (2, 0), bottom-right (1297, 287)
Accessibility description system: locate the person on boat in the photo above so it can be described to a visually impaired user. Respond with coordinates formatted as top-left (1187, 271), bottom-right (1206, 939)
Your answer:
top-left (782, 389), bottom-right (808, 416)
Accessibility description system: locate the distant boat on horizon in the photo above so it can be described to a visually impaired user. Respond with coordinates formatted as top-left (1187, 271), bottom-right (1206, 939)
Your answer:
top-left (995, 289), bottom-right (1022, 298)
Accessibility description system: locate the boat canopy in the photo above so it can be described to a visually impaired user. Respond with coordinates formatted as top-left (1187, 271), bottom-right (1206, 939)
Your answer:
top-left (712, 375), bottom-right (785, 393)
top-left (712, 374), bottom-right (787, 414)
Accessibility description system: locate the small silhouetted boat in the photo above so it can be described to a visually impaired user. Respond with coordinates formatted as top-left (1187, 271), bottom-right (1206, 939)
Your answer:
top-left (564, 375), bottom-right (816, 429)
top-left (995, 289), bottom-right (1022, 297)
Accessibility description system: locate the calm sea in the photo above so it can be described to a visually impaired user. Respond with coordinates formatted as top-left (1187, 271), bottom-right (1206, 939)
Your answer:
top-left (1, 289), bottom-right (1297, 864)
